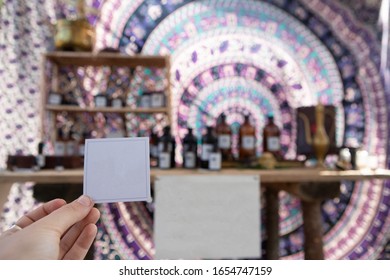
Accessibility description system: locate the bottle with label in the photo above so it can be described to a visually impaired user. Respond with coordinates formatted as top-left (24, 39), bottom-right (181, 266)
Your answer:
top-left (158, 126), bottom-right (176, 169)
top-left (239, 114), bottom-right (256, 163)
top-left (48, 91), bottom-right (62, 105)
top-left (95, 93), bottom-right (107, 108)
top-left (54, 128), bottom-right (66, 156)
top-left (139, 92), bottom-right (151, 108)
top-left (263, 114), bottom-right (281, 160)
top-left (54, 128), bottom-right (65, 170)
top-left (61, 91), bottom-right (78, 105)
top-left (182, 128), bottom-right (198, 169)
top-left (151, 91), bottom-right (165, 108)
top-left (65, 130), bottom-right (78, 156)
top-left (109, 94), bottom-right (125, 108)
top-left (78, 131), bottom-right (89, 156)
top-left (149, 130), bottom-right (159, 167)
top-left (215, 113), bottom-right (232, 162)
top-left (35, 141), bottom-right (46, 170)
top-left (209, 141), bottom-right (222, 171)
top-left (200, 126), bottom-right (217, 169)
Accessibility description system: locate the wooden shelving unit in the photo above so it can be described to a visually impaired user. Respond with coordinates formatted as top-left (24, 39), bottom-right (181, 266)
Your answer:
top-left (45, 104), bottom-right (170, 114)
top-left (41, 51), bottom-right (172, 142)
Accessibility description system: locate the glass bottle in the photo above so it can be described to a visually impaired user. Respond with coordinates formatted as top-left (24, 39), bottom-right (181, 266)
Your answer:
top-left (149, 130), bottom-right (159, 167)
top-left (54, 128), bottom-right (65, 170)
top-left (209, 141), bottom-right (222, 171)
top-left (158, 126), bottom-right (176, 169)
top-left (54, 128), bottom-right (66, 156)
top-left (263, 114), bottom-right (281, 159)
top-left (182, 128), bottom-right (198, 169)
top-left (35, 141), bottom-right (46, 170)
top-left (200, 126), bottom-right (217, 169)
top-left (239, 114), bottom-right (256, 163)
top-left (78, 131), bottom-right (89, 156)
top-left (94, 92), bottom-right (107, 107)
top-left (66, 129), bottom-right (77, 156)
top-left (216, 113), bottom-right (232, 162)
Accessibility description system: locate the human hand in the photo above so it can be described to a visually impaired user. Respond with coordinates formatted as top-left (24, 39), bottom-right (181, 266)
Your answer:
top-left (0, 195), bottom-right (100, 260)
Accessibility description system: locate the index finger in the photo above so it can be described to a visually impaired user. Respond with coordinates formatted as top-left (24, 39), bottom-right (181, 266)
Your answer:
top-left (16, 198), bottom-right (67, 228)
top-left (34, 195), bottom-right (95, 236)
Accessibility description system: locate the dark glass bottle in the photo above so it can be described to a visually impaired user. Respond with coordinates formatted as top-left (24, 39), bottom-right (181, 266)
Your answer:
top-left (263, 114), bottom-right (281, 159)
top-left (78, 131), bottom-right (89, 156)
top-left (54, 128), bottom-right (65, 170)
top-left (239, 114), bottom-right (256, 162)
top-left (54, 128), bottom-right (66, 156)
top-left (35, 141), bottom-right (46, 170)
top-left (66, 129), bottom-right (77, 156)
top-left (149, 130), bottom-right (159, 167)
top-left (200, 126), bottom-right (217, 169)
top-left (182, 128), bottom-right (198, 169)
top-left (216, 113), bottom-right (232, 162)
top-left (158, 126), bottom-right (176, 169)
top-left (209, 141), bottom-right (221, 170)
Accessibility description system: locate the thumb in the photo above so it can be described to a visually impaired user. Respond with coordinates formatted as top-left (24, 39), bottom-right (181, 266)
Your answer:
top-left (36, 195), bottom-right (95, 235)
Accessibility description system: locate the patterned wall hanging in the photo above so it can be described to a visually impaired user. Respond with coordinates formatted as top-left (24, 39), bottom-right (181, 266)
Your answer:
top-left (0, 0), bottom-right (389, 260)
top-left (93, 0), bottom-right (389, 260)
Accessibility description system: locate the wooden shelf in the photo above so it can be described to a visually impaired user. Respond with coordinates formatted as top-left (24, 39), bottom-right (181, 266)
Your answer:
top-left (2, 167), bottom-right (390, 185)
top-left (45, 104), bottom-right (169, 114)
top-left (41, 51), bottom-right (172, 143)
top-left (44, 51), bottom-right (169, 68)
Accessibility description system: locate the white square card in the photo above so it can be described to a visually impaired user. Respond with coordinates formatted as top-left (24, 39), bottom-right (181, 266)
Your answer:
top-left (83, 137), bottom-right (151, 203)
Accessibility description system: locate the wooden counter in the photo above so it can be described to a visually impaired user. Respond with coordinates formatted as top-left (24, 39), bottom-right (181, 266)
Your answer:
top-left (1, 167), bottom-right (390, 260)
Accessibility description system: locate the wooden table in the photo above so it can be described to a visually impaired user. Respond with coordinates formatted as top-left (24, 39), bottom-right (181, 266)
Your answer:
top-left (1, 167), bottom-right (390, 260)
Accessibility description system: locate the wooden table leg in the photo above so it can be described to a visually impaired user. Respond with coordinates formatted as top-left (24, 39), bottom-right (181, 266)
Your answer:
top-left (265, 188), bottom-right (279, 260)
top-left (301, 199), bottom-right (324, 260)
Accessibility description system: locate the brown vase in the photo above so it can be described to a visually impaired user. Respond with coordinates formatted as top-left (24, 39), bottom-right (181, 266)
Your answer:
top-left (313, 104), bottom-right (330, 167)
top-left (54, 18), bottom-right (95, 51)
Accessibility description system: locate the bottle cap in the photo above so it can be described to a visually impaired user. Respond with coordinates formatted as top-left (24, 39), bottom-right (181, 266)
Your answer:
top-left (38, 142), bottom-right (44, 154)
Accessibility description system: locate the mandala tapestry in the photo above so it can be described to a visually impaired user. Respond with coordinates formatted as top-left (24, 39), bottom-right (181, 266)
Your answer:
top-left (0, 0), bottom-right (389, 260)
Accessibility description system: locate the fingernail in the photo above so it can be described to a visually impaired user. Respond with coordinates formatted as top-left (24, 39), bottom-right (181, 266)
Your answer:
top-left (77, 195), bottom-right (92, 207)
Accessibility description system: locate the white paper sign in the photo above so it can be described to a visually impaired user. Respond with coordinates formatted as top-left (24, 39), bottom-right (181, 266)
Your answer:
top-left (154, 175), bottom-right (261, 260)
top-left (83, 137), bottom-right (151, 203)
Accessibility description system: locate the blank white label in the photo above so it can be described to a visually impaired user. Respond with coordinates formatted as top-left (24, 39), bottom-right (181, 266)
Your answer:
top-left (151, 94), bottom-right (165, 107)
top-left (201, 144), bottom-right (213, 160)
top-left (95, 96), bottom-right (107, 107)
top-left (242, 136), bottom-right (255, 149)
top-left (267, 137), bottom-right (280, 151)
top-left (48, 93), bottom-right (61, 105)
top-left (159, 152), bottom-right (171, 169)
top-left (209, 152), bottom-right (221, 170)
top-left (54, 142), bottom-right (65, 156)
top-left (154, 175), bottom-right (261, 260)
top-left (111, 99), bottom-right (123, 108)
top-left (218, 135), bottom-right (231, 149)
top-left (83, 137), bottom-right (151, 203)
top-left (66, 142), bottom-right (77, 156)
top-left (184, 152), bottom-right (196, 168)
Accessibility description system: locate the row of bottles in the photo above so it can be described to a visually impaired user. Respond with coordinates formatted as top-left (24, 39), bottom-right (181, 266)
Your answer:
top-left (48, 90), bottom-right (126, 108)
top-left (150, 113), bottom-right (281, 170)
top-left (53, 127), bottom-right (89, 156)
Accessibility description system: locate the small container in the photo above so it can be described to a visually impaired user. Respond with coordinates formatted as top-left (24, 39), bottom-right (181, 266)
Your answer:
top-left (48, 92), bottom-right (62, 105)
top-left (151, 92), bottom-right (165, 107)
top-left (139, 93), bottom-right (151, 108)
top-left (111, 98), bottom-right (124, 108)
top-left (95, 94), bottom-right (107, 108)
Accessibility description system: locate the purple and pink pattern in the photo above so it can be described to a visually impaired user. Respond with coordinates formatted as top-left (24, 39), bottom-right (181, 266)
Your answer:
top-left (1, 0), bottom-right (389, 260)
